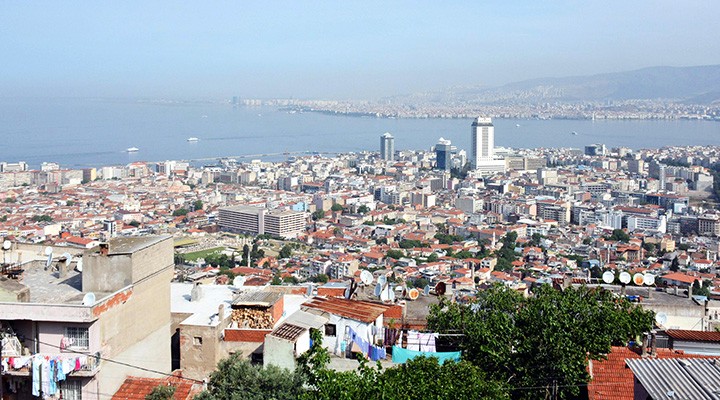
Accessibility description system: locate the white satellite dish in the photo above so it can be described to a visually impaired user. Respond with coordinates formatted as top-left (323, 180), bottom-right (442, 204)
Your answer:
top-left (377, 275), bottom-right (387, 287)
top-left (360, 270), bottom-right (373, 286)
top-left (2, 240), bottom-right (11, 250)
top-left (75, 258), bottom-right (83, 272)
top-left (644, 273), bottom-right (655, 286)
top-left (655, 312), bottom-right (668, 326)
top-left (602, 271), bottom-right (615, 284)
top-left (380, 287), bottom-right (390, 301)
top-left (62, 252), bottom-right (73, 267)
top-left (373, 283), bottom-right (382, 297)
top-left (388, 288), bottom-right (396, 302)
top-left (619, 271), bottom-right (631, 284)
top-left (633, 273), bottom-right (645, 286)
top-left (45, 247), bottom-right (53, 268)
top-left (82, 292), bottom-right (96, 306)
top-left (232, 276), bottom-right (246, 287)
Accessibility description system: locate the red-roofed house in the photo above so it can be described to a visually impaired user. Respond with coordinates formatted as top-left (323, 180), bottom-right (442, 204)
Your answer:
top-left (112, 375), bottom-right (201, 400)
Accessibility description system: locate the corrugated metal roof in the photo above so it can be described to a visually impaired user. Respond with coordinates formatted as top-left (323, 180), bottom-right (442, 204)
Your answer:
top-left (302, 296), bottom-right (391, 324)
top-left (231, 290), bottom-right (282, 307)
top-left (667, 329), bottom-right (720, 343)
top-left (270, 323), bottom-right (306, 341)
top-left (626, 358), bottom-right (720, 400)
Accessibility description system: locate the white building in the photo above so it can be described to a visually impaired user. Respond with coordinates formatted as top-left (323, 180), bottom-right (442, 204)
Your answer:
top-left (470, 117), bottom-right (505, 174)
top-left (380, 132), bottom-right (395, 161)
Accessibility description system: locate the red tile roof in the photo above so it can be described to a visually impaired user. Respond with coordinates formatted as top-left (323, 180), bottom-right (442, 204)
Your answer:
top-left (302, 297), bottom-right (392, 323)
top-left (666, 329), bottom-right (720, 342)
top-left (587, 346), bottom-right (713, 400)
top-left (112, 375), bottom-right (200, 400)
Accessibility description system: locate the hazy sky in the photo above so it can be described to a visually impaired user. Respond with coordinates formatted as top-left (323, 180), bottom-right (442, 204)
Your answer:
top-left (2, 1), bottom-right (719, 99)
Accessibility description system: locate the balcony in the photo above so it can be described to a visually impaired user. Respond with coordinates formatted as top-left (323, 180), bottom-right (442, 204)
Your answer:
top-left (2, 351), bottom-right (101, 377)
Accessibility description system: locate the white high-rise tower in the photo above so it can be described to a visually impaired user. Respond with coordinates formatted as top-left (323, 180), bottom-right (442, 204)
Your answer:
top-left (470, 117), bottom-right (505, 175)
top-left (380, 132), bottom-right (395, 161)
top-left (471, 117), bottom-right (494, 168)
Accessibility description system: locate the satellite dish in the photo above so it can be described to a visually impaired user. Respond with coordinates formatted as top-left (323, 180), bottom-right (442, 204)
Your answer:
top-left (2, 240), bottom-right (11, 250)
top-left (619, 271), bottom-right (631, 284)
top-left (45, 247), bottom-right (53, 268)
top-left (360, 270), bottom-right (373, 286)
top-left (435, 282), bottom-right (447, 296)
top-left (423, 285), bottom-right (431, 296)
top-left (62, 252), bottom-right (73, 267)
top-left (374, 283), bottom-right (382, 297)
top-left (232, 276), bottom-right (246, 287)
top-left (633, 273), bottom-right (645, 286)
top-left (388, 288), bottom-right (396, 302)
top-left (75, 258), bottom-right (83, 272)
top-left (344, 287), bottom-right (351, 299)
top-left (82, 292), bottom-right (96, 306)
top-left (380, 287), bottom-right (390, 302)
top-left (408, 288), bottom-right (420, 300)
top-left (377, 275), bottom-right (387, 286)
top-left (644, 273), bottom-right (655, 286)
top-left (655, 312), bottom-right (668, 326)
top-left (602, 271), bottom-right (615, 284)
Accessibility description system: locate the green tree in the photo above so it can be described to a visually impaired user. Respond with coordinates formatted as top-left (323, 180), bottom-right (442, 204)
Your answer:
top-left (271, 274), bottom-right (282, 285)
top-left (427, 284), bottom-right (654, 399)
top-left (386, 249), bottom-right (404, 259)
top-left (310, 274), bottom-right (329, 283)
top-left (357, 205), bottom-right (370, 214)
top-left (311, 210), bottom-right (325, 220)
top-left (670, 256), bottom-right (680, 272)
top-left (145, 385), bottom-right (175, 400)
top-left (3, 197), bottom-right (16, 203)
top-left (195, 353), bottom-right (305, 400)
top-left (279, 245), bottom-right (293, 259)
top-left (692, 279), bottom-right (712, 297)
top-left (172, 208), bottom-right (189, 217)
top-left (608, 229), bottom-right (630, 242)
top-left (128, 220), bottom-right (140, 227)
top-left (193, 200), bottom-right (204, 211)
top-left (31, 215), bottom-right (53, 223)
top-left (426, 252), bottom-right (439, 262)
top-left (330, 203), bottom-right (344, 212)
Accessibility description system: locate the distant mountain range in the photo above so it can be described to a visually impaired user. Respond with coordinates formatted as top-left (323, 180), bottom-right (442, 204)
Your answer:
top-left (397, 65), bottom-right (720, 105)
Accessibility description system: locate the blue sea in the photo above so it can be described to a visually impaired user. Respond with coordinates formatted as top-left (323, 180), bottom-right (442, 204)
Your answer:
top-left (2, 97), bottom-right (719, 169)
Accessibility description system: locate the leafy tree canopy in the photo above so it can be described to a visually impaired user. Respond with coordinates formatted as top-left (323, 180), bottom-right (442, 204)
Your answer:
top-left (427, 284), bottom-right (654, 399)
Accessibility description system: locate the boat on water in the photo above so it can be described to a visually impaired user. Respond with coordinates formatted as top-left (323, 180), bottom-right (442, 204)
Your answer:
top-left (126, 147), bottom-right (139, 153)
top-left (516, 124), bottom-right (521, 127)
top-left (187, 137), bottom-right (199, 142)
top-left (571, 131), bottom-right (578, 135)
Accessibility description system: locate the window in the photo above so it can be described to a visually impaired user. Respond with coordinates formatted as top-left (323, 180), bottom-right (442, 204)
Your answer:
top-left (193, 336), bottom-right (202, 346)
top-left (64, 327), bottom-right (89, 350)
top-left (250, 352), bottom-right (263, 365)
top-left (324, 324), bottom-right (336, 337)
top-left (60, 380), bottom-right (82, 400)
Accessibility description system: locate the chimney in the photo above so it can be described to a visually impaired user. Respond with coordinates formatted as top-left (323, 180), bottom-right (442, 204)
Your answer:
top-left (99, 243), bottom-right (109, 256)
top-left (641, 332), bottom-right (649, 356)
top-left (688, 283), bottom-right (693, 299)
top-left (58, 260), bottom-right (68, 278)
top-left (650, 330), bottom-right (657, 357)
top-left (191, 282), bottom-right (203, 302)
top-left (218, 304), bottom-right (225, 321)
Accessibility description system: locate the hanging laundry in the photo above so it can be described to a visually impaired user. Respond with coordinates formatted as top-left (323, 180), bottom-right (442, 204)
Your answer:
top-left (391, 345), bottom-right (461, 364)
top-left (418, 332), bottom-right (437, 353)
top-left (31, 356), bottom-right (42, 397)
top-left (406, 330), bottom-right (421, 351)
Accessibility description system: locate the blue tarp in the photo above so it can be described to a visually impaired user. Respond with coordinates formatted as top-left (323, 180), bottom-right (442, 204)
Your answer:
top-left (391, 345), bottom-right (461, 364)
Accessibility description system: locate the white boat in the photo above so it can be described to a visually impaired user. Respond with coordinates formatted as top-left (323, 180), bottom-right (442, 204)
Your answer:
top-left (187, 137), bottom-right (199, 142)
top-left (126, 147), bottom-right (139, 153)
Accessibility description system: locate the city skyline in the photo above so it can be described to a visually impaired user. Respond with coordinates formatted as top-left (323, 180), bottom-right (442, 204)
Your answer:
top-left (2, 1), bottom-right (720, 100)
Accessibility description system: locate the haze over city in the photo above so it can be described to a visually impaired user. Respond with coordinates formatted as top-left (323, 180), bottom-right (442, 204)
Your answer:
top-left (3, 1), bottom-right (720, 100)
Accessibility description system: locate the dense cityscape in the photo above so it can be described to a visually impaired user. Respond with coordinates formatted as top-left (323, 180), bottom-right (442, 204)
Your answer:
top-left (1, 116), bottom-right (720, 398)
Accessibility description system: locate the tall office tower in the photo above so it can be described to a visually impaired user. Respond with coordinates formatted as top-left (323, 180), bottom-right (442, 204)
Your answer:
top-left (435, 137), bottom-right (453, 171)
top-left (380, 132), bottom-right (395, 161)
top-left (471, 117), bottom-right (494, 168)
